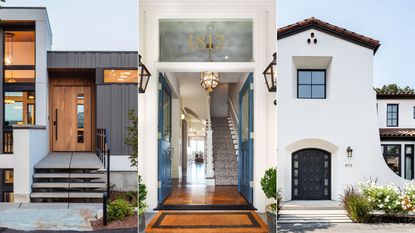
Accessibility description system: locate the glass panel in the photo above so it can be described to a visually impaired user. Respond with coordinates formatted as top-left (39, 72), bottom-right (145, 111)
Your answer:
top-left (4, 70), bottom-right (35, 83)
top-left (104, 70), bottom-right (138, 83)
top-left (298, 85), bottom-right (311, 98)
top-left (294, 188), bottom-right (298, 196)
top-left (312, 71), bottom-right (325, 84)
top-left (324, 178), bottom-right (329, 186)
top-left (324, 161), bottom-right (328, 168)
top-left (312, 85), bottom-right (325, 98)
top-left (405, 155), bottom-right (413, 180)
top-left (3, 192), bottom-right (14, 203)
top-left (386, 145), bottom-right (400, 155)
top-left (298, 71), bottom-right (312, 84)
top-left (406, 146), bottom-right (414, 154)
top-left (294, 179), bottom-right (298, 186)
top-left (294, 161), bottom-right (299, 169)
top-left (3, 170), bottom-right (13, 184)
top-left (159, 19), bottom-right (253, 62)
top-left (384, 155), bottom-right (400, 175)
top-left (324, 188), bottom-right (328, 196)
top-left (163, 88), bottom-right (171, 142)
top-left (4, 92), bottom-right (35, 126)
top-left (294, 169), bottom-right (298, 177)
top-left (4, 31), bottom-right (35, 66)
top-left (77, 94), bottom-right (84, 143)
top-left (241, 89), bottom-right (249, 141)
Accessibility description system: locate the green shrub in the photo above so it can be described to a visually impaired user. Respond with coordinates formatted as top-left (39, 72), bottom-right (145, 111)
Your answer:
top-left (360, 180), bottom-right (406, 215)
top-left (342, 186), bottom-right (371, 223)
top-left (139, 175), bottom-right (148, 216)
top-left (107, 199), bottom-right (133, 222)
top-left (261, 167), bottom-right (276, 200)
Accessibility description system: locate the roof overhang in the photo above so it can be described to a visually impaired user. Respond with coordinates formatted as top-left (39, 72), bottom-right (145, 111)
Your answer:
top-left (380, 128), bottom-right (415, 141)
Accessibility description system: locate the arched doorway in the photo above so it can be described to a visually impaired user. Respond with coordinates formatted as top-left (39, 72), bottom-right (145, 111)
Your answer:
top-left (292, 149), bottom-right (331, 200)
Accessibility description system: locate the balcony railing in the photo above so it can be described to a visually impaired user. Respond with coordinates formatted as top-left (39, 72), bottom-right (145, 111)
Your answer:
top-left (3, 129), bottom-right (13, 154)
top-left (96, 128), bottom-right (110, 168)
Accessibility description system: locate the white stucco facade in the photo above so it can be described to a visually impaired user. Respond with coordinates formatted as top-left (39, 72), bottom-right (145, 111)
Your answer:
top-left (138, 0), bottom-right (276, 212)
top-left (277, 26), bottom-right (409, 201)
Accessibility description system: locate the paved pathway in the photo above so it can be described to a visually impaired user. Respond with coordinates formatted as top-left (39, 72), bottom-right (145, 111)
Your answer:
top-left (0, 203), bottom-right (101, 231)
top-left (278, 223), bottom-right (415, 233)
top-left (0, 228), bottom-right (137, 233)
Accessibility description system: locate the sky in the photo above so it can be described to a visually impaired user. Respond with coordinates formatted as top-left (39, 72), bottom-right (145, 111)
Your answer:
top-left (2, 0), bottom-right (138, 51)
top-left (278, 0), bottom-right (415, 88)
top-left (2, 0), bottom-right (414, 87)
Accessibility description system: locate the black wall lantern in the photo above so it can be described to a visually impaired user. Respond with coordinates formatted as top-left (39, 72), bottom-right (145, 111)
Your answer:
top-left (138, 54), bottom-right (151, 93)
top-left (263, 52), bottom-right (277, 92)
top-left (347, 146), bottom-right (353, 158)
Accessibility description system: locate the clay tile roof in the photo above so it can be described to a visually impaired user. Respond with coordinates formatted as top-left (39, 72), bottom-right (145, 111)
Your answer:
top-left (278, 17), bottom-right (381, 53)
top-left (379, 128), bottom-right (415, 138)
top-left (377, 93), bottom-right (415, 99)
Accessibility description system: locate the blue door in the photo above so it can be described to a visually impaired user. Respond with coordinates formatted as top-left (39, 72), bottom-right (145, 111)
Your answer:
top-left (158, 73), bottom-right (172, 203)
top-left (239, 73), bottom-right (254, 204)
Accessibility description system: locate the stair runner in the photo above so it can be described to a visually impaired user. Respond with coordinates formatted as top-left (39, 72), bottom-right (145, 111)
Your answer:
top-left (278, 201), bottom-right (352, 223)
top-left (211, 117), bottom-right (238, 185)
top-left (31, 152), bottom-right (106, 202)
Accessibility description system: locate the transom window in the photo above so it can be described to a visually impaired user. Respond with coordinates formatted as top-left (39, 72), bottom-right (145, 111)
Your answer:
top-left (104, 69), bottom-right (138, 84)
top-left (297, 70), bottom-right (326, 99)
top-left (386, 104), bottom-right (399, 127)
top-left (382, 144), bottom-right (401, 176)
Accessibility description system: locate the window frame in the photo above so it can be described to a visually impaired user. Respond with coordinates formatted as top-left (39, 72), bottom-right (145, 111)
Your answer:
top-left (386, 104), bottom-right (399, 127)
top-left (413, 106), bottom-right (415, 119)
top-left (382, 144), bottom-right (402, 176)
top-left (102, 67), bottom-right (139, 85)
top-left (3, 28), bottom-right (36, 84)
top-left (297, 69), bottom-right (326, 99)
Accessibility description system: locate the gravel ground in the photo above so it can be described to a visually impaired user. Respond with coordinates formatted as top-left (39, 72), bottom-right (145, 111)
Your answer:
top-left (278, 223), bottom-right (415, 233)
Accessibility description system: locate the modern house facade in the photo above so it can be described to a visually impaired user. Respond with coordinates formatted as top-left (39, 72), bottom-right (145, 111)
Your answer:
top-left (378, 93), bottom-right (415, 180)
top-left (138, 0), bottom-right (276, 212)
top-left (0, 7), bottom-right (137, 203)
top-left (277, 18), bottom-right (412, 201)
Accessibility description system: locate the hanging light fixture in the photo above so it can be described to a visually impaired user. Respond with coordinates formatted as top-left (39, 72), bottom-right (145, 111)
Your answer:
top-left (138, 54), bottom-right (151, 93)
top-left (263, 52), bottom-right (277, 92)
top-left (5, 32), bottom-right (14, 66)
top-left (201, 23), bottom-right (220, 93)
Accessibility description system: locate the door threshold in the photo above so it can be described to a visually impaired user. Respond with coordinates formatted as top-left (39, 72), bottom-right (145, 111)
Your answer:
top-left (154, 204), bottom-right (256, 211)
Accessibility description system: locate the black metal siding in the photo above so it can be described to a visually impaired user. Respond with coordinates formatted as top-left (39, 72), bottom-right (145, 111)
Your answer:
top-left (97, 84), bottom-right (137, 155)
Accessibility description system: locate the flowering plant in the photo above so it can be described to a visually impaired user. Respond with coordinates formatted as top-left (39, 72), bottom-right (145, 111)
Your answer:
top-left (401, 180), bottom-right (415, 212)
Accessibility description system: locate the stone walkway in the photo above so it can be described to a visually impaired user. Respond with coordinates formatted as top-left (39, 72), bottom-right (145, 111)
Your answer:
top-left (278, 223), bottom-right (415, 233)
top-left (0, 203), bottom-right (101, 231)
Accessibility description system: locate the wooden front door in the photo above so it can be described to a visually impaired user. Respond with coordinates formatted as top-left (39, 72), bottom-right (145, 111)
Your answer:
top-left (52, 86), bottom-right (92, 151)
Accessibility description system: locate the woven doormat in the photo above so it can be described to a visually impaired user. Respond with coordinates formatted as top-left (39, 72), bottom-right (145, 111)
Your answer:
top-left (145, 211), bottom-right (268, 233)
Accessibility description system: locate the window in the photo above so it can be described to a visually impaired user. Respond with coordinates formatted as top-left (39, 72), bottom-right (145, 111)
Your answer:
top-left (382, 145), bottom-right (401, 176)
top-left (297, 70), bottom-right (326, 99)
top-left (413, 106), bottom-right (415, 119)
top-left (104, 69), bottom-right (138, 83)
top-left (3, 192), bottom-right (13, 203)
top-left (405, 145), bottom-right (414, 180)
top-left (4, 30), bottom-right (36, 83)
top-left (386, 104), bottom-right (399, 127)
top-left (3, 170), bottom-right (13, 184)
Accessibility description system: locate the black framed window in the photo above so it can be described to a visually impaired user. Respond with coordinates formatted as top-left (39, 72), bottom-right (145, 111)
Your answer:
top-left (297, 70), bottom-right (326, 99)
top-left (386, 104), bottom-right (399, 127)
top-left (405, 145), bottom-right (414, 180)
top-left (413, 106), bottom-right (415, 119)
top-left (382, 144), bottom-right (401, 176)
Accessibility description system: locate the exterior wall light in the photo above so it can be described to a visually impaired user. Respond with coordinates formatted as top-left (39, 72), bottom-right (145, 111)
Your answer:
top-left (138, 54), bottom-right (151, 93)
top-left (263, 52), bottom-right (277, 92)
top-left (347, 146), bottom-right (353, 158)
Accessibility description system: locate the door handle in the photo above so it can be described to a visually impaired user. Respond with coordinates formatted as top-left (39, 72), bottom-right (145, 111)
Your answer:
top-left (54, 109), bottom-right (58, 140)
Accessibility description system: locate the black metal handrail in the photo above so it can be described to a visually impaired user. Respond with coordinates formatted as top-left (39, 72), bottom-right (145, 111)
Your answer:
top-left (96, 128), bottom-right (111, 226)
top-left (3, 128), bottom-right (13, 154)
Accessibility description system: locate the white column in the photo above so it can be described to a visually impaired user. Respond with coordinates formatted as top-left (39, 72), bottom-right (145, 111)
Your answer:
top-left (205, 95), bottom-right (214, 180)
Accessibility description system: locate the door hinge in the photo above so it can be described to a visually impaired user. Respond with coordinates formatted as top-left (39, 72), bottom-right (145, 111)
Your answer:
top-left (158, 181), bottom-right (161, 188)
top-left (250, 132), bottom-right (254, 139)
top-left (158, 132), bottom-right (161, 139)
top-left (250, 83), bottom-right (254, 90)
top-left (158, 83), bottom-right (162, 90)
top-left (250, 181), bottom-right (253, 188)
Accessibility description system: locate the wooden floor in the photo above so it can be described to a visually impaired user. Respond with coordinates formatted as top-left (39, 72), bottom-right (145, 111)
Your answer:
top-left (162, 162), bottom-right (247, 205)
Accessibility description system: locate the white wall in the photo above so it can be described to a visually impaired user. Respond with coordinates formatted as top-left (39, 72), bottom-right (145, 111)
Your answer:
top-left (277, 29), bottom-right (408, 201)
top-left (377, 99), bottom-right (415, 128)
top-left (210, 84), bottom-right (228, 117)
top-left (139, 0), bottom-right (276, 212)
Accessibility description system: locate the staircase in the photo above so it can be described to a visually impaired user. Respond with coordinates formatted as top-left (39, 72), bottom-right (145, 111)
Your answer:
top-left (212, 117), bottom-right (238, 185)
top-left (278, 201), bottom-right (352, 224)
top-left (31, 152), bottom-right (106, 202)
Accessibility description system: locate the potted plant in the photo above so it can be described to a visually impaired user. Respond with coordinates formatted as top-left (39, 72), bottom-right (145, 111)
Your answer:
top-left (138, 175), bottom-right (148, 233)
top-left (260, 167), bottom-right (277, 233)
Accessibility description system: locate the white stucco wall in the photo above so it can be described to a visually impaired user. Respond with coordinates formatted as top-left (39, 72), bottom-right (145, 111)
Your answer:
top-left (139, 0), bottom-right (276, 212)
top-left (377, 99), bottom-right (415, 128)
top-left (277, 29), bottom-right (408, 201)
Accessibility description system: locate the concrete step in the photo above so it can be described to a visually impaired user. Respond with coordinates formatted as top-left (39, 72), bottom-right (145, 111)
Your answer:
top-left (32, 182), bottom-right (106, 189)
top-left (31, 192), bottom-right (103, 199)
top-left (34, 173), bottom-right (105, 179)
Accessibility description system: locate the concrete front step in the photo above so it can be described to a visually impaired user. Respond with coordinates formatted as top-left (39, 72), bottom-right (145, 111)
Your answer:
top-left (31, 192), bottom-right (103, 199)
top-left (33, 173), bottom-right (105, 179)
top-left (32, 182), bottom-right (106, 189)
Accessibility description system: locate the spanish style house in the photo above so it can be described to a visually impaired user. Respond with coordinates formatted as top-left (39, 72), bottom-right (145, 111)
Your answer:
top-left (277, 17), bottom-right (413, 201)
top-left (0, 7), bottom-right (137, 203)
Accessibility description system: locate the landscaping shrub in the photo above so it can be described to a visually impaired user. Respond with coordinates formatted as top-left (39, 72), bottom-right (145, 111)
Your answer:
top-left (261, 167), bottom-right (276, 200)
top-left (402, 181), bottom-right (415, 212)
top-left (341, 186), bottom-right (371, 223)
top-left (108, 199), bottom-right (134, 222)
top-left (139, 175), bottom-right (148, 216)
top-left (360, 180), bottom-right (407, 215)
